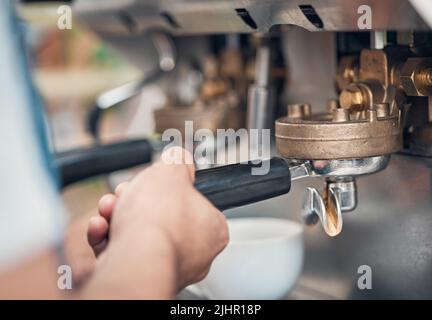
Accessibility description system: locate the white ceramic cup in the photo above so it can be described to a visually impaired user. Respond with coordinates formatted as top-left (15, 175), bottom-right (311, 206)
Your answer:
top-left (186, 217), bottom-right (304, 299)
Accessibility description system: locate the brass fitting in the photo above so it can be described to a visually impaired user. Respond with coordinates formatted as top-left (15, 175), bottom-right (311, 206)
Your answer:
top-left (400, 58), bottom-right (432, 96)
top-left (339, 85), bottom-right (366, 110)
top-left (332, 108), bottom-right (350, 122)
top-left (287, 103), bottom-right (311, 119)
top-left (335, 55), bottom-right (360, 92)
top-left (339, 80), bottom-right (386, 112)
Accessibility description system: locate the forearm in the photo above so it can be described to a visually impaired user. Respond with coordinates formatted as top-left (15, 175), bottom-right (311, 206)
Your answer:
top-left (80, 227), bottom-right (178, 299)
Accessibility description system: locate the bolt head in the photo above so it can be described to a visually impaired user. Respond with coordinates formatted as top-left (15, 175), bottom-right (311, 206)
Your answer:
top-left (339, 86), bottom-right (364, 109)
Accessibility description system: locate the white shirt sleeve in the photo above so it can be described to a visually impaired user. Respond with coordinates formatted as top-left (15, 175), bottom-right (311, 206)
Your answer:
top-left (0, 3), bottom-right (66, 270)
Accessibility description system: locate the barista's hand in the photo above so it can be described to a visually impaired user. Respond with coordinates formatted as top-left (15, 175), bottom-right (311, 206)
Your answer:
top-left (87, 182), bottom-right (127, 256)
top-left (87, 147), bottom-right (229, 292)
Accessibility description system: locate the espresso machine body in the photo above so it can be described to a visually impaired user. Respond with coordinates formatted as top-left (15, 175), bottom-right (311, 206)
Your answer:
top-left (74, 0), bottom-right (432, 299)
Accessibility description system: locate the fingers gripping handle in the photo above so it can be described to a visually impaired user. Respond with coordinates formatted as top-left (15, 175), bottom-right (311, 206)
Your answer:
top-left (194, 157), bottom-right (291, 211)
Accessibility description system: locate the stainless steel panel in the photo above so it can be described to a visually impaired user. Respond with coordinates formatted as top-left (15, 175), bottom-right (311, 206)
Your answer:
top-left (74, 0), bottom-right (429, 35)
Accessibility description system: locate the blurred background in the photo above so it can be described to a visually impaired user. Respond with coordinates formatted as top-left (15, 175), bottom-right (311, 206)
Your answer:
top-left (21, 3), bottom-right (160, 218)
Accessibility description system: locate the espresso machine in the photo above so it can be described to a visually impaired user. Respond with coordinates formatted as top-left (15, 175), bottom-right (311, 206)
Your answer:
top-left (62, 0), bottom-right (432, 299)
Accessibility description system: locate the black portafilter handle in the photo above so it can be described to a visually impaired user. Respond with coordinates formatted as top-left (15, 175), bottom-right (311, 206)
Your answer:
top-left (56, 139), bottom-right (153, 188)
top-left (56, 141), bottom-right (292, 211)
top-left (194, 157), bottom-right (292, 211)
